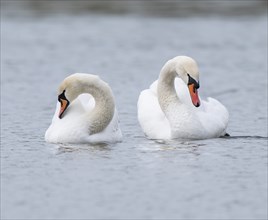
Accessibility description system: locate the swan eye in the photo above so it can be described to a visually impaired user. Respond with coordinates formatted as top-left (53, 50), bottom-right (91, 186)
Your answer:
top-left (58, 90), bottom-right (67, 102)
top-left (187, 74), bottom-right (199, 89)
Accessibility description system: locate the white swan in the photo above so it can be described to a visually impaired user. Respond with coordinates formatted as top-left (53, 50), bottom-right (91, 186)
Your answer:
top-left (45, 73), bottom-right (122, 144)
top-left (138, 56), bottom-right (229, 140)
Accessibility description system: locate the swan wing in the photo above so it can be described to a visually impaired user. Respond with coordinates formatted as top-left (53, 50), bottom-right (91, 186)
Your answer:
top-left (138, 80), bottom-right (171, 139)
top-left (45, 95), bottom-right (96, 143)
top-left (45, 99), bottom-right (88, 143)
top-left (197, 97), bottom-right (229, 137)
top-left (174, 78), bottom-right (228, 138)
top-left (86, 108), bottom-right (123, 143)
top-left (77, 93), bottom-right (95, 112)
top-left (46, 96), bottom-right (122, 143)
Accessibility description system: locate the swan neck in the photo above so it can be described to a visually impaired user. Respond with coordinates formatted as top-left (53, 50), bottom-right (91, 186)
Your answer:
top-left (157, 63), bottom-right (179, 113)
top-left (81, 81), bottom-right (115, 134)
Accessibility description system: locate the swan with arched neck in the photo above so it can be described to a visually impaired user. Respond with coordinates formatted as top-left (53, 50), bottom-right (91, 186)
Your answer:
top-left (45, 73), bottom-right (122, 144)
top-left (138, 56), bottom-right (229, 140)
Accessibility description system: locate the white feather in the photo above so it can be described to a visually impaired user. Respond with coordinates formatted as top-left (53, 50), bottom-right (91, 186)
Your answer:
top-left (45, 74), bottom-right (122, 144)
top-left (138, 56), bottom-right (229, 140)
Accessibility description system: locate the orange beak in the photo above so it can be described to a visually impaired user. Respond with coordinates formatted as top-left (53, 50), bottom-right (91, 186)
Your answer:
top-left (58, 99), bottom-right (69, 119)
top-left (188, 84), bottom-right (200, 107)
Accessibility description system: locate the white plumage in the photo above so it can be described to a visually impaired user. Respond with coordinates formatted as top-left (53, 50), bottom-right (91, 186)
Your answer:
top-left (138, 56), bottom-right (229, 140)
top-left (45, 73), bottom-right (122, 144)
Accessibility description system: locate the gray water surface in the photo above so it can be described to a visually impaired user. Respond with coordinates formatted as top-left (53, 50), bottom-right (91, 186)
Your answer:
top-left (1, 13), bottom-right (268, 219)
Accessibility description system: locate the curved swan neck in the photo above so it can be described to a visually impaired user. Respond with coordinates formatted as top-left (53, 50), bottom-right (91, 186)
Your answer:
top-left (157, 60), bottom-right (180, 113)
top-left (86, 82), bottom-right (115, 134)
top-left (72, 75), bottom-right (115, 134)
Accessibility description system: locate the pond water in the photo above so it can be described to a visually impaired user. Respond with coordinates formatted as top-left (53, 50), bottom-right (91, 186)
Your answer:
top-left (1, 11), bottom-right (267, 219)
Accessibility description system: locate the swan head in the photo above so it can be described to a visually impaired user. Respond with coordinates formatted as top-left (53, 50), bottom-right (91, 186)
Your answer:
top-left (57, 89), bottom-right (70, 119)
top-left (174, 56), bottom-right (201, 107)
top-left (57, 73), bottom-right (91, 119)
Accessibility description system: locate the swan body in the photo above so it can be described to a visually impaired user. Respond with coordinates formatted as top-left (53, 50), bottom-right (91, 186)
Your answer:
top-left (45, 73), bottom-right (122, 144)
top-left (138, 56), bottom-right (229, 140)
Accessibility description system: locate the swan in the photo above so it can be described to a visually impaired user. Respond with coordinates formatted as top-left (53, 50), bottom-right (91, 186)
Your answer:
top-left (45, 73), bottom-right (122, 144)
top-left (137, 56), bottom-right (229, 140)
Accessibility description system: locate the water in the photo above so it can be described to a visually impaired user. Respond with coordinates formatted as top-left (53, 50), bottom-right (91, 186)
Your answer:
top-left (1, 11), bottom-right (267, 219)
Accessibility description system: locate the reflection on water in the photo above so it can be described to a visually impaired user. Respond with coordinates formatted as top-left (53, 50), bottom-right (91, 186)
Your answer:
top-left (51, 143), bottom-right (112, 155)
top-left (222, 135), bottom-right (268, 140)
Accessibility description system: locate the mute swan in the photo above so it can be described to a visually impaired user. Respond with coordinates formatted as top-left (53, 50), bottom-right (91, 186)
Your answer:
top-left (138, 56), bottom-right (229, 140)
top-left (45, 73), bottom-right (122, 144)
